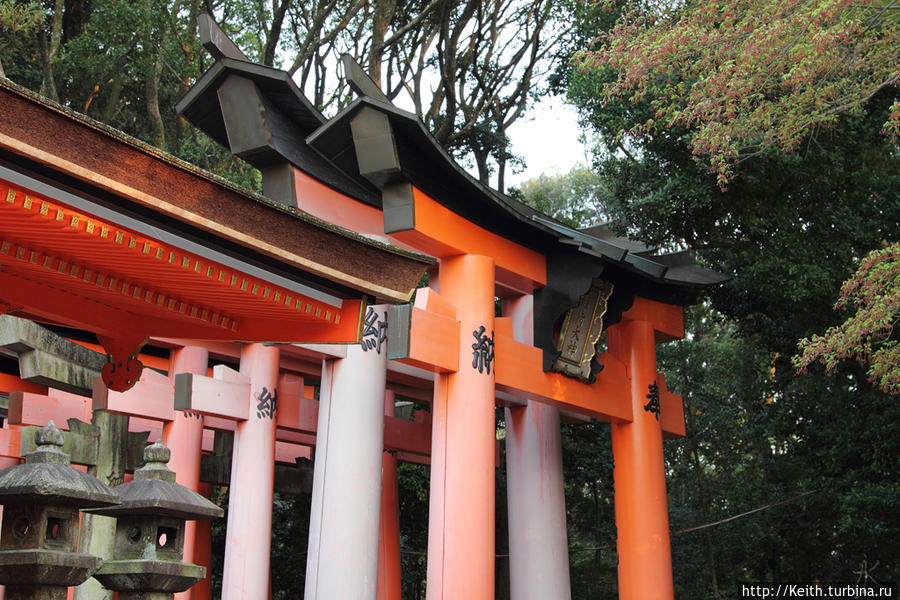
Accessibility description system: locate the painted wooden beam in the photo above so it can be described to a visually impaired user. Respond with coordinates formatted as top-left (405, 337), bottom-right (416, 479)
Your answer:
top-left (658, 373), bottom-right (685, 439)
top-left (174, 366), bottom-right (251, 421)
top-left (621, 296), bottom-right (684, 342)
top-left (94, 368), bottom-right (177, 422)
top-left (387, 305), bottom-right (459, 373)
top-left (10, 389), bottom-right (93, 426)
top-left (0, 372), bottom-right (46, 395)
top-left (495, 334), bottom-right (633, 422)
top-left (388, 186), bottom-right (546, 290)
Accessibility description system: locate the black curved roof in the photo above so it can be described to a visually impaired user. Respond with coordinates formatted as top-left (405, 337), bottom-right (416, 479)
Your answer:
top-left (176, 37), bottom-right (728, 297)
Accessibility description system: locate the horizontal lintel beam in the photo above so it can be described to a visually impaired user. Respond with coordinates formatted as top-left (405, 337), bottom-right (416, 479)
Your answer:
top-left (658, 372), bottom-right (685, 439)
top-left (388, 304), bottom-right (459, 373)
top-left (174, 369), bottom-right (250, 421)
top-left (93, 369), bottom-right (175, 422)
top-left (622, 296), bottom-right (685, 342)
top-left (387, 186), bottom-right (546, 289)
top-left (494, 333), bottom-right (633, 423)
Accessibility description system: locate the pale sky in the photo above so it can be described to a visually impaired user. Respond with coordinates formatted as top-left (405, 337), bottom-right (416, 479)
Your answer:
top-left (504, 95), bottom-right (590, 188)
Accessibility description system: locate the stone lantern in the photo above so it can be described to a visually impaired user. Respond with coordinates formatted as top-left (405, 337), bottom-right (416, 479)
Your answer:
top-left (88, 441), bottom-right (223, 599)
top-left (0, 421), bottom-right (121, 600)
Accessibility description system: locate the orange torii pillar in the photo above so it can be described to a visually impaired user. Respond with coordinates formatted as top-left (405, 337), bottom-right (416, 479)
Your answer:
top-left (377, 390), bottom-right (402, 600)
top-left (503, 295), bottom-right (572, 600)
top-left (426, 255), bottom-right (496, 600)
top-left (176, 343), bottom-right (280, 600)
top-left (607, 298), bottom-right (681, 600)
top-left (165, 346), bottom-right (211, 600)
top-left (305, 306), bottom-right (388, 600)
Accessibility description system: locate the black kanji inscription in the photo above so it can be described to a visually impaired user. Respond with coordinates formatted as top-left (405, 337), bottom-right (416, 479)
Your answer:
top-left (256, 386), bottom-right (278, 420)
top-left (362, 307), bottom-right (388, 354)
top-left (471, 326), bottom-right (495, 374)
top-left (644, 381), bottom-right (660, 421)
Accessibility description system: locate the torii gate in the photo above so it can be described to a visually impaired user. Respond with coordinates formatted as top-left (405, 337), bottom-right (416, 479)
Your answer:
top-left (178, 18), bottom-right (726, 600)
top-left (0, 75), bottom-right (431, 598)
top-left (2, 325), bottom-right (437, 600)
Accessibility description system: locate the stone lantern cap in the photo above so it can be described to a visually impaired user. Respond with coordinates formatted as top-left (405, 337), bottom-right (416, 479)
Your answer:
top-left (0, 421), bottom-right (120, 508)
top-left (89, 442), bottom-right (223, 520)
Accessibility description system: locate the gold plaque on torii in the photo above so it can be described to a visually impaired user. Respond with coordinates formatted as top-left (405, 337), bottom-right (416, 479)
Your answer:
top-left (552, 280), bottom-right (614, 382)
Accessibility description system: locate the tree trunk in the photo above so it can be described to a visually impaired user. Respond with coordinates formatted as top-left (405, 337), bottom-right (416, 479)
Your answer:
top-left (145, 55), bottom-right (165, 148)
top-left (142, 0), bottom-right (166, 149)
top-left (39, 0), bottom-right (65, 102)
top-left (368, 0), bottom-right (397, 89)
top-left (690, 445), bottom-right (720, 598)
top-left (176, 0), bottom-right (201, 145)
top-left (496, 122), bottom-right (507, 194)
top-left (101, 67), bottom-right (125, 123)
top-left (475, 149), bottom-right (490, 185)
top-left (263, 0), bottom-right (289, 66)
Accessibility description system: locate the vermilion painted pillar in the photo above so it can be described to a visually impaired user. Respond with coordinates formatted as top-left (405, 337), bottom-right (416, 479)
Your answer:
top-left (608, 319), bottom-right (674, 600)
top-left (221, 343), bottom-right (280, 600)
top-left (165, 345), bottom-right (209, 600)
top-left (426, 254), bottom-right (496, 600)
top-left (192, 483), bottom-right (214, 600)
top-left (305, 306), bottom-right (388, 599)
top-left (503, 294), bottom-right (571, 600)
top-left (377, 390), bottom-right (402, 600)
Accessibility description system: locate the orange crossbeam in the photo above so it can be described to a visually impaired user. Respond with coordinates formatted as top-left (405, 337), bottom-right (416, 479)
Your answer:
top-left (10, 390), bottom-right (92, 426)
top-left (94, 369), bottom-right (178, 422)
top-left (390, 187), bottom-right (546, 290)
top-left (494, 333), bottom-right (633, 423)
top-left (291, 170), bottom-right (547, 293)
top-left (395, 307), bottom-right (459, 373)
top-left (394, 291), bottom-right (686, 434)
top-left (0, 372), bottom-right (47, 395)
top-left (658, 373), bottom-right (685, 439)
top-left (384, 416), bottom-right (431, 456)
top-left (277, 380), bottom-right (432, 458)
top-left (621, 296), bottom-right (685, 342)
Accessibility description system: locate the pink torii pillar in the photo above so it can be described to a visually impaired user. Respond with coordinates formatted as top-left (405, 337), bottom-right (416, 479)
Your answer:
top-left (164, 346), bottom-right (210, 600)
top-left (305, 306), bottom-right (388, 600)
top-left (503, 295), bottom-right (572, 600)
top-left (92, 346), bottom-right (214, 600)
top-left (377, 390), bottom-right (402, 600)
top-left (221, 344), bottom-right (279, 600)
top-left (176, 343), bottom-right (280, 600)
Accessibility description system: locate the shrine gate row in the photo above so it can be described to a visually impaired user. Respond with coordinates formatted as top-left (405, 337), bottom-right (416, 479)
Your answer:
top-left (0, 15), bottom-right (726, 600)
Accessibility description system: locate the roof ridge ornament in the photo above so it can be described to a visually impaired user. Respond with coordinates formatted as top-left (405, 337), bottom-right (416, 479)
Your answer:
top-left (198, 13), bottom-right (249, 62)
top-left (341, 54), bottom-right (394, 106)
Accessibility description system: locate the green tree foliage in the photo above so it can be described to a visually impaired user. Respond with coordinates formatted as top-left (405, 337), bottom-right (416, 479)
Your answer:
top-left (794, 243), bottom-right (900, 396)
top-left (574, 0), bottom-right (900, 186)
top-left (511, 163), bottom-right (607, 227)
top-left (0, 0), bottom-right (41, 77)
top-left (1, 0), bottom-right (261, 188)
top-left (0, 0), bottom-right (569, 191)
top-left (397, 462), bottom-right (430, 599)
top-left (558, 1), bottom-right (900, 596)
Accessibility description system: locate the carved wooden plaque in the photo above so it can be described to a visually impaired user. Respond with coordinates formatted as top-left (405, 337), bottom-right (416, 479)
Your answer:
top-left (552, 279), bottom-right (614, 382)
